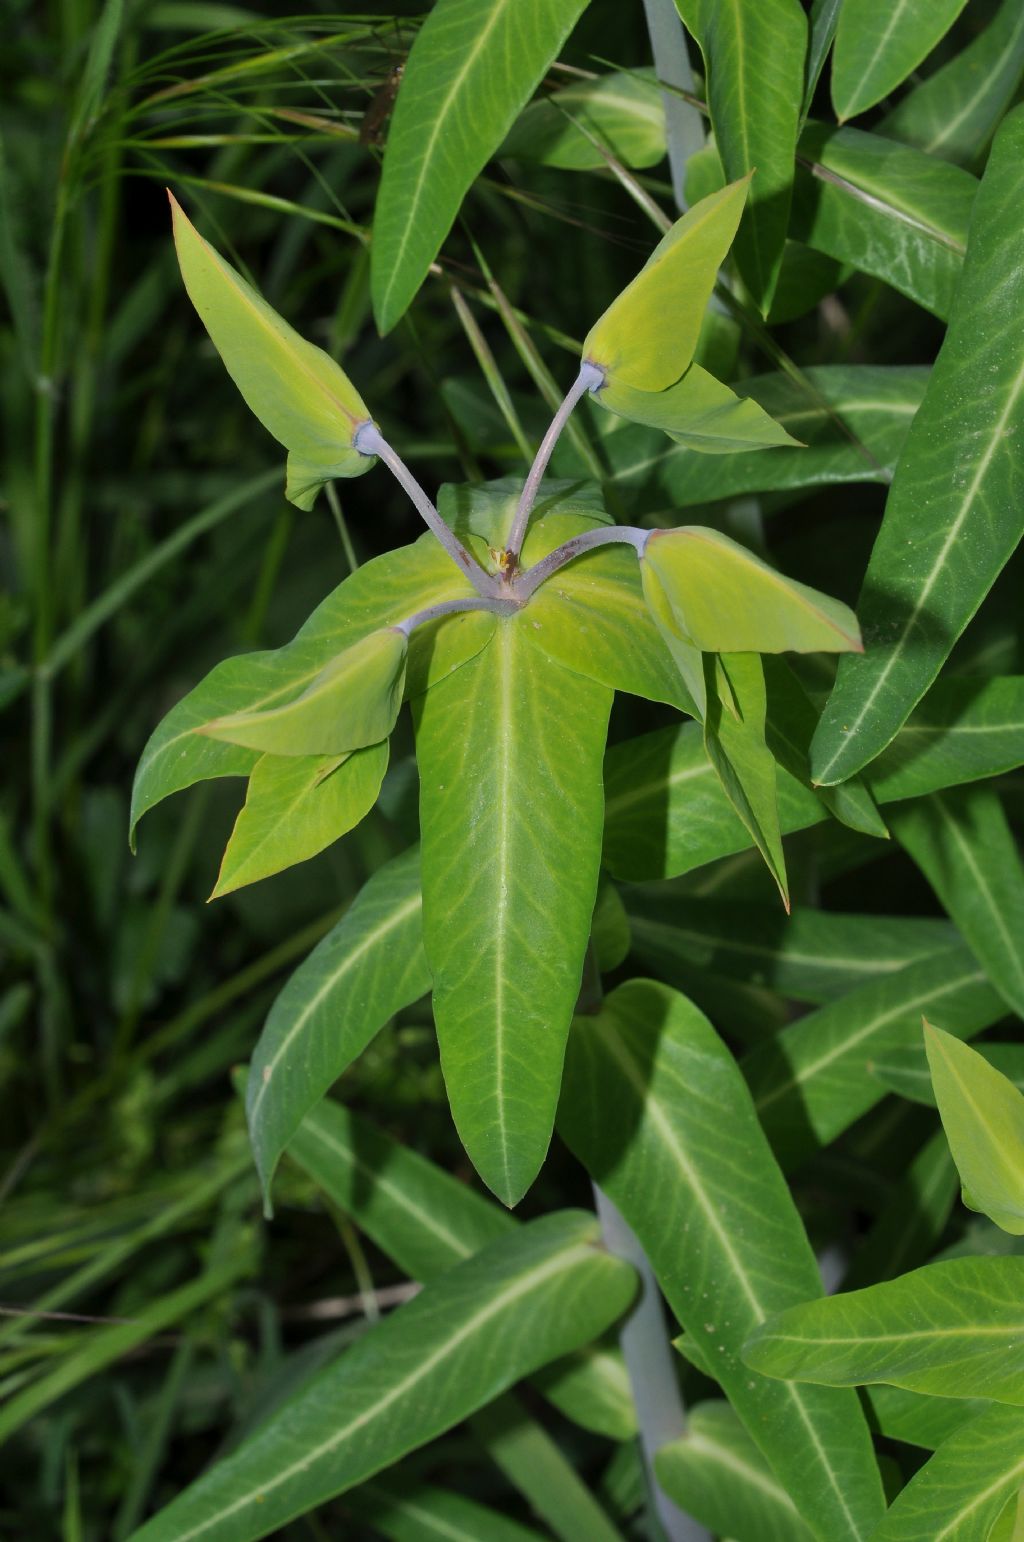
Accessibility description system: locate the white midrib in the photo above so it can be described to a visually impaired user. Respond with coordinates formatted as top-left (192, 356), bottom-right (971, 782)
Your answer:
top-left (935, 1447), bottom-right (1024, 1540)
top-left (604, 755), bottom-right (713, 820)
top-left (493, 626), bottom-right (514, 1194)
top-left (637, 918), bottom-right (944, 979)
top-left (601, 1027), bottom-right (863, 1537)
top-left (166, 1241), bottom-right (596, 1542)
top-left (843, 0), bottom-right (909, 115)
top-left (753, 962), bottom-right (985, 1113)
top-left (816, 352), bottom-right (1024, 782)
top-left (683, 1429), bottom-right (800, 1512)
top-left (924, 8), bottom-right (1024, 156)
top-left (937, 792), bottom-right (1024, 999)
top-left (248, 891), bottom-right (422, 1129)
top-left (763, 1320), bottom-right (1024, 1347)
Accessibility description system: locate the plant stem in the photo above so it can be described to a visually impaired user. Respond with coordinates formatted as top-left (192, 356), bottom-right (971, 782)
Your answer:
top-left (354, 423), bottom-right (499, 596)
top-left (593, 1188), bottom-right (711, 1542)
top-left (512, 524), bottom-right (648, 602)
top-left (505, 360), bottom-right (606, 562)
top-left (641, 0), bottom-right (705, 212)
top-left (393, 595), bottom-right (518, 637)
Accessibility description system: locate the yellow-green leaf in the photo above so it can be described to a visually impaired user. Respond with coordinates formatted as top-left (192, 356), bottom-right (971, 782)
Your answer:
top-left (642, 526), bottom-right (862, 654)
top-left (170, 193), bottom-right (372, 508)
top-left (200, 628), bottom-right (407, 756)
top-left (925, 1022), bottom-right (1024, 1235)
top-left (583, 177), bottom-right (750, 391)
top-left (595, 362), bottom-right (800, 453)
top-left (705, 653), bottom-right (789, 908)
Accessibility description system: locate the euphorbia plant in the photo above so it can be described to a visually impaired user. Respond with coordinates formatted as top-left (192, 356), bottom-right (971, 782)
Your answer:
top-left (135, 180), bottom-right (863, 1210)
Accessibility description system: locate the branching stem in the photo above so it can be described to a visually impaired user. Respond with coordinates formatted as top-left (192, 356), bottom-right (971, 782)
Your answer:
top-left (355, 423), bottom-right (500, 597)
top-left (505, 360), bottom-right (605, 563)
top-left (512, 524), bottom-right (648, 602)
top-left (393, 595), bottom-right (518, 638)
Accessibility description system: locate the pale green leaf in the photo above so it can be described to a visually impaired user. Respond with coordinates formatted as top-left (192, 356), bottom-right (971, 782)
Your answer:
top-left (642, 525), bottom-right (862, 654)
top-left (413, 619), bottom-right (611, 1205)
top-left (500, 68), bottom-right (666, 169)
top-left (170, 194), bottom-right (371, 505)
top-left (811, 108), bottom-right (1024, 784)
top-left (130, 1212), bottom-right (636, 1542)
top-left (595, 362), bottom-right (800, 452)
top-left (201, 628), bottom-right (407, 756)
top-left (925, 1024), bottom-right (1024, 1236)
top-left (865, 1384), bottom-right (983, 1451)
top-left (557, 980), bottom-right (886, 1541)
top-left (832, 0), bottom-right (970, 121)
top-left (370, 0), bottom-right (589, 332)
top-left (990, 1485), bottom-right (1024, 1542)
top-left (891, 787), bottom-right (1024, 1019)
top-left (880, 0), bottom-right (1024, 167)
top-left (212, 743), bottom-right (388, 897)
top-left (655, 1401), bottom-right (815, 1542)
top-left (583, 176), bottom-right (751, 390)
top-left (870, 1404), bottom-right (1024, 1541)
top-left (246, 846), bottom-right (430, 1210)
top-left (744, 1256), bottom-right (1024, 1404)
top-left (703, 652), bottom-right (789, 906)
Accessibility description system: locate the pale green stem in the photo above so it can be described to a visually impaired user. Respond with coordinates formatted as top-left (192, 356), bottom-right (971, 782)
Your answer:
top-left (505, 360), bottom-right (605, 562)
top-left (642, 0), bottom-right (704, 212)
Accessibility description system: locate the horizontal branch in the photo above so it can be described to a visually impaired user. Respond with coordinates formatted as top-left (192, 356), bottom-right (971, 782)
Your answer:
top-left (512, 524), bottom-right (649, 602)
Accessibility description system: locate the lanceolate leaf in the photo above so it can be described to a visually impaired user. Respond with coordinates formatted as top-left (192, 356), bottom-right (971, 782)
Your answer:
top-left (246, 846), bottom-right (430, 1211)
top-left (865, 676), bottom-right (1024, 801)
top-left (557, 981), bottom-right (886, 1541)
top-left (677, 0), bottom-right (807, 312)
top-left (744, 1255), bottom-right (1024, 1405)
top-left (868, 1404), bottom-right (1024, 1542)
top-left (285, 1097), bottom-right (636, 1440)
top-left (791, 123), bottom-right (976, 320)
top-left (170, 194), bottom-right (372, 506)
top-left (841, 1129), bottom-right (957, 1290)
top-left (500, 67), bottom-right (666, 170)
top-left (212, 743), bottom-right (389, 897)
top-left (831, 0), bottom-right (969, 122)
top-left (703, 653), bottom-right (789, 906)
top-left (583, 177), bottom-right (750, 389)
top-left (865, 1385), bottom-right (983, 1452)
top-left (370, 0), bottom-right (590, 333)
top-left (414, 620), bottom-right (611, 1205)
top-left (925, 1024), bottom-right (1024, 1235)
top-left (131, 1213), bottom-right (636, 1542)
top-left (890, 787), bottom-right (1024, 1019)
top-left (346, 1480), bottom-right (548, 1542)
top-left (595, 363), bottom-right (800, 453)
top-left (880, 0), bottom-right (1024, 167)
top-left (871, 1041), bottom-right (1024, 1108)
top-left (811, 107), bottom-right (1024, 785)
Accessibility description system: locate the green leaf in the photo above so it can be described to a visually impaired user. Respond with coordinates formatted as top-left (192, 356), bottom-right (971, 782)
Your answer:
top-left (925, 1024), bottom-right (1024, 1236)
top-left (130, 534), bottom-right (488, 843)
top-left (201, 628), bottom-right (407, 756)
top-left (285, 1096), bottom-right (636, 1440)
top-left (866, 677), bottom-right (1024, 803)
top-left (212, 743), bottom-right (389, 897)
top-left (871, 1405), bottom-right (1024, 1541)
top-left (131, 1212), bottom-right (635, 1542)
top-left (990, 1485), bottom-right (1024, 1542)
top-left (870, 1041), bottom-right (1024, 1108)
top-left (246, 846), bottom-right (430, 1210)
top-left (832, 0), bottom-right (969, 122)
top-left (891, 788), bottom-right (1024, 1019)
top-left (345, 1479), bottom-right (548, 1542)
top-left (677, 0), bottom-right (807, 312)
top-left (605, 364), bottom-right (927, 507)
top-left (811, 107), bottom-right (1024, 784)
top-left (841, 1128), bottom-right (958, 1290)
top-left (743, 945), bottom-right (1004, 1171)
top-left (500, 67), bottom-right (665, 169)
top-left (879, 0), bottom-right (1024, 167)
top-left (370, 0), bottom-right (589, 332)
top-left (744, 1255), bottom-right (1024, 1405)
top-left (169, 194), bottom-right (371, 506)
top-left (557, 980), bottom-right (885, 1541)
top-left (791, 123), bottom-right (976, 320)
top-left (413, 619), bottom-right (611, 1205)
top-left (865, 1384), bottom-right (983, 1451)
top-left (703, 653), bottom-right (789, 906)
top-left (583, 176), bottom-right (751, 390)
top-left (642, 526), bottom-right (862, 654)
top-left (655, 1401), bottom-right (815, 1542)
top-left (595, 362), bottom-right (800, 452)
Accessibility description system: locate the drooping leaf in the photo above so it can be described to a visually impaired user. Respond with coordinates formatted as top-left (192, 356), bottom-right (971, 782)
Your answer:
top-left (284, 1095), bottom-right (636, 1440)
top-left (743, 945), bottom-right (1004, 1171)
top-left (370, 0), bottom-right (590, 333)
top-left (500, 67), bottom-right (665, 169)
top-left (811, 107), bottom-right (1024, 784)
top-left (583, 176), bottom-right (750, 390)
top-left (130, 532), bottom-right (490, 844)
top-left (791, 122), bottom-right (976, 320)
top-left (557, 980), bottom-right (886, 1541)
top-left (212, 742), bottom-right (389, 897)
top-left (641, 526), bottom-right (861, 654)
top-left (414, 618), bottom-right (611, 1205)
top-left (170, 194), bottom-right (372, 506)
top-left (131, 1212), bottom-right (636, 1542)
top-left (744, 1255), bottom-right (1024, 1405)
top-left (594, 362), bottom-right (800, 453)
top-left (831, 0), bottom-right (970, 122)
top-left (201, 628), bottom-right (407, 756)
top-left (677, 0), bottom-right (807, 312)
top-left (655, 1401), bottom-right (815, 1542)
top-left (879, 0), bottom-right (1024, 167)
top-left (703, 653), bottom-right (789, 906)
top-left (891, 787), bottom-right (1024, 1019)
top-left (925, 1023), bottom-right (1024, 1236)
top-left (246, 846), bottom-right (430, 1210)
